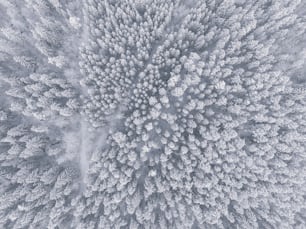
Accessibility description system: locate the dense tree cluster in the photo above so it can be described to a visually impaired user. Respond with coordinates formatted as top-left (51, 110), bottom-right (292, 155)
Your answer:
top-left (0, 0), bottom-right (306, 228)
top-left (80, 0), bottom-right (176, 127)
top-left (0, 0), bottom-right (83, 228)
top-left (0, 108), bottom-right (81, 228)
top-left (0, 0), bottom-right (81, 121)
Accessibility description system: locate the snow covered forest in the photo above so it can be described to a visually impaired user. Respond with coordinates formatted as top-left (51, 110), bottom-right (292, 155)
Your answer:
top-left (0, 0), bottom-right (306, 228)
